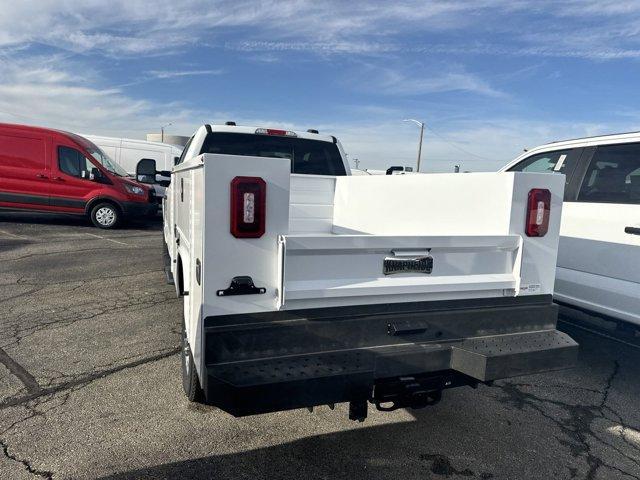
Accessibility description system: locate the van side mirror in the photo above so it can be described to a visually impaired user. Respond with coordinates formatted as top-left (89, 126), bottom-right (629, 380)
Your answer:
top-left (136, 158), bottom-right (157, 184)
top-left (174, 156), bottom-right (180, 166)
top-left (90, 167), bottom-right (101, 181)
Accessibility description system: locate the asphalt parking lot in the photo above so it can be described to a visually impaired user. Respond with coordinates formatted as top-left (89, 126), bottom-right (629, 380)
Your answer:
top-left (1, 213), bottom-right (640, 480)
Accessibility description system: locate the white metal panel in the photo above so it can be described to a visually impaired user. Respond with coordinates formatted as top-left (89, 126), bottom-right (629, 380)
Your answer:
top-left (278, 234), bottom-right (522, 310)
top-left (289, 174), bottom-right (335, 233)
top-left (189, 168), bottom-right (205, 374)
top-left (507, 172), bottom-right (564, 296)
top-left (331, 173), bottom-right (514, 236)
top-left (201, 154), bottom-right (291, 318)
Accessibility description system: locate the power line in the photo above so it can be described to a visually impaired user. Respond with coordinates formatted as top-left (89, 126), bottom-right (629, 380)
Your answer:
top-left (423, 124), bottom-right (493, 161)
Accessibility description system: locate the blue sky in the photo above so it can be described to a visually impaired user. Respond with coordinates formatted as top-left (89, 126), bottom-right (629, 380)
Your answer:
top-left (1, 1), bottom-right (640, 172)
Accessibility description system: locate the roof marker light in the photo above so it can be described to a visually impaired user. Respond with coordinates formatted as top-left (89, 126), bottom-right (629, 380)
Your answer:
top-left (255, 128), bottom-right (297, 137)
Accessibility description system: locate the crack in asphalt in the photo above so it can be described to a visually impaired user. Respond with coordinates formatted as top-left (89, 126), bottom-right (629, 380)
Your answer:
top-left (495, 360), bottom-right (640, 480)
top-left (0, 347), bottom-right (180, 410)
top-left (2, 246), bottom-right (131, 262)
top-left (11, 269), bottom-right (164, 289)
top-left (0, 438), bottom-right (53, 480)
top-left (0, 286), bottom-right (45, 304)
top-left (0, 290), bottom-right (175, 350)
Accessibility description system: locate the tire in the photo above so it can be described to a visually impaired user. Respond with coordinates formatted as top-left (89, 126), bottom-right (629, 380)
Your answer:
top-left (181, 305), bottom-right (204, 403)
top-left (90, 202), bottom-right (120, 229)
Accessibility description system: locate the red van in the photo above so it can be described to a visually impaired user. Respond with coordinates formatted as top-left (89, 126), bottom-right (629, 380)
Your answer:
top-left (0, 123), bottom-right (157, 228)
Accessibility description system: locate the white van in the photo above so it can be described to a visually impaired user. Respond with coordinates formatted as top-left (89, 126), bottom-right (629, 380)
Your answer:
top-left (501, 132), bottom-right (640, 327)
top-left (81, 135), bottom-right (183, 199)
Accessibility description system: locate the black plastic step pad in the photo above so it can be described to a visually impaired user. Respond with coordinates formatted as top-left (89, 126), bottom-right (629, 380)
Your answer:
top-left (209, 350), bottom-right (374, 387)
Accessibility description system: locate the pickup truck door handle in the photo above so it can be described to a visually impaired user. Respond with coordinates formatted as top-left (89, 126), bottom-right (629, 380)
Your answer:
top-left (36, 173), bottom-right (48, 179)
top-left (625, 226), bottom-right (640, 235)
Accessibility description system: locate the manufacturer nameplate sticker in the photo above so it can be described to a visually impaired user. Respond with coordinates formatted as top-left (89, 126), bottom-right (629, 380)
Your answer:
top-left (520, 284), bottom-right (541, 293)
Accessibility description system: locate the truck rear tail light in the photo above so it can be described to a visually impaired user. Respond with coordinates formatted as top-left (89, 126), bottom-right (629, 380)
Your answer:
top-left (526, 188), bottom-right (551, 237)
top-left (255, 128), bottom-right (297, 137)
top-left (230, 176), bottom-right (266, 238)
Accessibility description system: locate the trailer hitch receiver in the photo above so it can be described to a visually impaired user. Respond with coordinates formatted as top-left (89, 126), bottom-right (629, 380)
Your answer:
top-left (373, 372), bottom-right (476, 412)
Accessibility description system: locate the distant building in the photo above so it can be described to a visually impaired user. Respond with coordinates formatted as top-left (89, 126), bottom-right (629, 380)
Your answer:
top-left (146, 133), bottom-right (190, 147)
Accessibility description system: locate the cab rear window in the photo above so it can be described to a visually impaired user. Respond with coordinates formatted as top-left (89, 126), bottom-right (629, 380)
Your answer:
top-left (200, 132), bottom-right (347, 176)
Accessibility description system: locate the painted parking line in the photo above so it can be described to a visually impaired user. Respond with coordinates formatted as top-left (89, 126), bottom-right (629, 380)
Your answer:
top-left (84, 232), bottom-right (129, 246)
top-left (0, 229), bottom-right (28, 240)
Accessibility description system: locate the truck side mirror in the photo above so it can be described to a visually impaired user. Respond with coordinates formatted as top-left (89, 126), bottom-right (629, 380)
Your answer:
top-left (136, 158), bottom-right (157, 184)
top-left (174, 156), bottom-right (180, 166)
top-left (386, 166), bottom-right (404, 175)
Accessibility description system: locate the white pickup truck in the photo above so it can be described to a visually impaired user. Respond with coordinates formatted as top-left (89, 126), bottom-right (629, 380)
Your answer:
top-left (136, 123), bottom-right (578, 421)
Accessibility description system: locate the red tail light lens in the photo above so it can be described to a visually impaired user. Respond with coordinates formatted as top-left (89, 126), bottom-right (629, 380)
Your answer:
top-left (526, 188), bottom-right (551, 237)
top-left (230, 176), bottom-right (266, 238)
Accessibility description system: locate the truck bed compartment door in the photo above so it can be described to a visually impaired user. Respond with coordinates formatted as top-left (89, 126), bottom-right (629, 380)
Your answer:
top-left (277, 234), bottom-right (523, 309)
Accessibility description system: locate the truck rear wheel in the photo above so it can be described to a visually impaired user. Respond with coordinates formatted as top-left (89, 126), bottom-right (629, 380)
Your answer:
top-left (181, 312), bottom-right (204, 403)
top-left (90, 202), bottom-right (120, 229)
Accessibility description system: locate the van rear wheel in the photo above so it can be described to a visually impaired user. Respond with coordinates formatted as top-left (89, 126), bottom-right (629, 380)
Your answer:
top-left (181, 309), bottom-right (204, 403)
top-left (90, 202), bottom-right (120, 229)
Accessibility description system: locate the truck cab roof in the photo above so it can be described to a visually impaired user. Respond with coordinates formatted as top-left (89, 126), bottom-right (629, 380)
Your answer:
top-left (204, 123), bottom-right (337, 144)
top-left (180, 123), bottom-right (350, 176)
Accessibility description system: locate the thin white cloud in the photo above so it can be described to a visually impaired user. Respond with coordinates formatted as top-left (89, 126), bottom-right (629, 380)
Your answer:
top-left (148, 69), bottom-right (224, 79)
top-left (349, 62), bottom-right (505, 98)
top-left (0, 51), bottom-right (633, 174)
top-left (0, 54), bottom-right (202, 137)
top-left (2, 0), bottom-right (640, 60)
top-left (1, 0), bottom-right (639, 171)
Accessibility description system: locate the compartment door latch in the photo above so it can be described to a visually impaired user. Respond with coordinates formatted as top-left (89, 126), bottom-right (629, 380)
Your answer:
top-left (217, 276), bottom-right (266, 297)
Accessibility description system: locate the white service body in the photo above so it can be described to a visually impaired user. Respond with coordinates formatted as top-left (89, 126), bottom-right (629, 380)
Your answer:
top-left (161, 123), bottom-right (576, 419)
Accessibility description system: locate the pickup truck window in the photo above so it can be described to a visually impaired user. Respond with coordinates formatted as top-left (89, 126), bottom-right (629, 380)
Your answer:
top-left (176, 136), bottom-right (193, 165)
top-left (577, 143), bottom-right (640, 204)
top-left (200, 133), bottom-right (347, 176)
top-left (509, 149), bottom-right (575, 175)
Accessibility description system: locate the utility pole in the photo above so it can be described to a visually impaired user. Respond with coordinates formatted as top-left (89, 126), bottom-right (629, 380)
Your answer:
top-left (161, 122), bottom-right (173, 143)
top-left (354, 158), bottom-right (360, 169)
top-left (403, 119), bottom-right (425, 172)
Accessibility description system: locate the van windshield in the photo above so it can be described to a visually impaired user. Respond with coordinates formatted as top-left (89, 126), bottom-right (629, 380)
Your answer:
top-left (87, 146), bottom-right (129, 177)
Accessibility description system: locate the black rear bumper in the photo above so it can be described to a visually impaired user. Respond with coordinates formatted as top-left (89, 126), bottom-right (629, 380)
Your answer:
top-left (202, 295), bottom-right (578, 416)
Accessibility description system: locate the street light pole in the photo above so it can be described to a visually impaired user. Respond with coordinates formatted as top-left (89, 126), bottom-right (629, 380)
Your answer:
top-left (160, 122), bottom-right (173, 143)
top-left (403, 119), bottom-right (425, 172)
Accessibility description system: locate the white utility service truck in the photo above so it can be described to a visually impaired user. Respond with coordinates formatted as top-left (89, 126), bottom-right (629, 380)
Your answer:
top-left (136, 123), bottom-right (578, 421)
